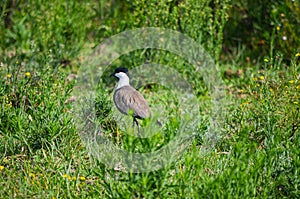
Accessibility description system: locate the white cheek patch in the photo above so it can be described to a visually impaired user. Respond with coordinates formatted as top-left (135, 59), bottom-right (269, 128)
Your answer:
top-left (115, 72), bottom-right (126, 78)
top-left (115, 72), bottom-right (130, 89)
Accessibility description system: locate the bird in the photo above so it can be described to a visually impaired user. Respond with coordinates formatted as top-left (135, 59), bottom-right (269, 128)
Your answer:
top-left (111, 67), bottom-right (150, 136)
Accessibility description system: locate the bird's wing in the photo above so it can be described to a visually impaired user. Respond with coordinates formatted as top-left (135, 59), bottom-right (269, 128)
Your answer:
top-left (114, 86), bottom-right (149, 118)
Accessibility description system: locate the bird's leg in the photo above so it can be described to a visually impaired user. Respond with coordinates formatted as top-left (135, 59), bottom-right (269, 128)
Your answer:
top-left (133, 117), bottom-right (141, 137)
top-left (132, 117), bottom-right (135, 127)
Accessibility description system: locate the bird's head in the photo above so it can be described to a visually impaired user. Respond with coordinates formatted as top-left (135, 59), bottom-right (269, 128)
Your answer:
top-left (110, 67), bottom-right (130, 79)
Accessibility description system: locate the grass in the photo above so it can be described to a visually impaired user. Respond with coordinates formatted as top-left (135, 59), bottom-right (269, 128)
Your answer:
top-left (0, 0), bottom-right (300, 198)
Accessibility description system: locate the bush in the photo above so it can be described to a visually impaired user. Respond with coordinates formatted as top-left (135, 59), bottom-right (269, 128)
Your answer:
top-left (224, 0), bottom-right (300, 62)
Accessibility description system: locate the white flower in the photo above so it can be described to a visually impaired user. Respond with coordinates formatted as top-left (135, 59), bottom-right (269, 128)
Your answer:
top-left (282, 36), bottom-right (287, 41)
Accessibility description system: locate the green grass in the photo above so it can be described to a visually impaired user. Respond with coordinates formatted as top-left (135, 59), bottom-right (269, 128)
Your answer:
top-left (1, 1), bottom-right (300, 198)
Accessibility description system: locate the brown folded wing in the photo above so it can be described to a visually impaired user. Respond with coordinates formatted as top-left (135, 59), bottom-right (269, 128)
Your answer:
top-left (113, 85), bottom-right (149, 119)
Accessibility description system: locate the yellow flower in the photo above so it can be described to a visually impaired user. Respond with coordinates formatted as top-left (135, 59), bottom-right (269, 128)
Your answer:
top-left (29, 173), bottom-right (36, 178)
top-left (288, 80), bottom-right (295, 84)
top-left (252, 77), bottom-right (258, 81)
top-left (296, 53), bottom-right (300, 57)
top-left (79, 176), bottom-right (86, 181)
top-left (6, 74), bottom-right (11, 78)
top-left (276, 26), bottom-right (280, 31)
top-left (293, 101), bottom-right (298, 105)
top-left (296, 85), bottom-right (300, 89)
top-left (264, 58), bottom-right (269, 63)
top-left (67, 176), bottom-right (72, 181)
top-left (62, 174), bottom-right (68, 178)
top-left (0, 165), bottom-right (4, 170)
top-left (25, 72), bottom-right (31, 77)
top-left (241, 102), bottom-right (249, 106)
top-left (259, 76), bottom-right (265, 80)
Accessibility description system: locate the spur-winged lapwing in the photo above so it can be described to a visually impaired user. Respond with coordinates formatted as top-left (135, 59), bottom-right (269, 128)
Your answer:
top-left (111, 67), bottom-right (149, 135)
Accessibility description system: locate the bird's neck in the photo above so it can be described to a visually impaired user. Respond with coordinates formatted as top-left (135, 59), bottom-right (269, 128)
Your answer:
top-left (116, 76), bottom-right (130, 89)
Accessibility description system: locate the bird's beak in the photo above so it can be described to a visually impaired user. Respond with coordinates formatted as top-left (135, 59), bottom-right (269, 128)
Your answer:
top-left (110, 73), bottom-right (115, 77)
